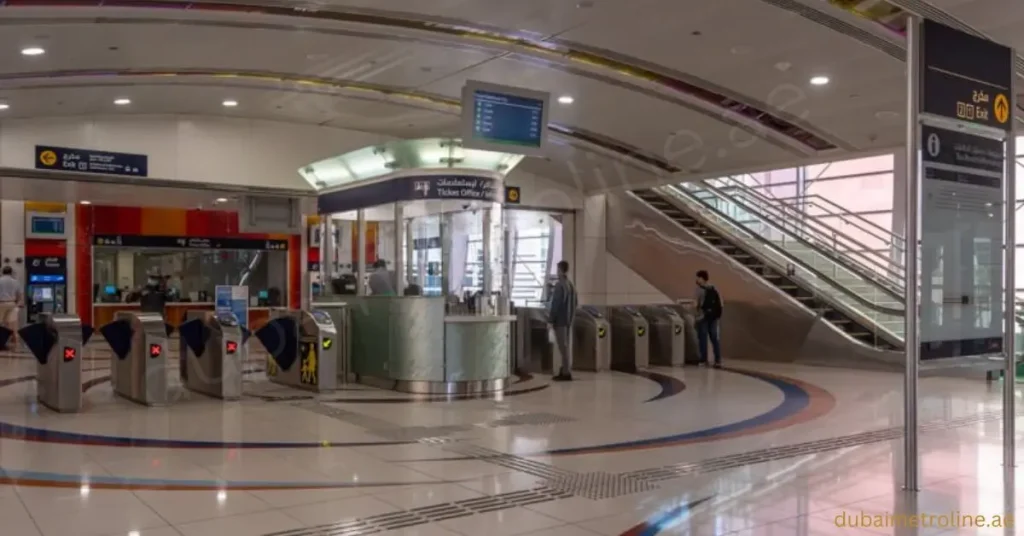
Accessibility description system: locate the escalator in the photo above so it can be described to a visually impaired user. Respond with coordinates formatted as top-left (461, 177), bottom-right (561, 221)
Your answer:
top-left (632, 188), bottom-right (902, 351)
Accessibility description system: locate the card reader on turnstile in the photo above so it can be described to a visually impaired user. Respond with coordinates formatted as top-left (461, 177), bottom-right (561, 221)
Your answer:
top-left (573, 306), bottom-right (611, 371)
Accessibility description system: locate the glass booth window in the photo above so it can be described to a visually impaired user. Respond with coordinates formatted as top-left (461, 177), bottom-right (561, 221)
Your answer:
top-left (93, 248), bottom-right (288, 305)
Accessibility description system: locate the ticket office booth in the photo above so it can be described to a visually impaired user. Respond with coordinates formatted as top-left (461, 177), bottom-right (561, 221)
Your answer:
top-left (315, 167), bottom-right (515, 394)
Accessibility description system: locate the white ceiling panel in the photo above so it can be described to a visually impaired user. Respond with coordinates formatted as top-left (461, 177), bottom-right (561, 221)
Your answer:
top-left (0, 84), bottom-right (455, 135)
top-left (421, 56), bottom-right (797, 173)
top-left (0, 22), bottom-right (497, 88)
top-left (296, 0), bottom-right (661, 37)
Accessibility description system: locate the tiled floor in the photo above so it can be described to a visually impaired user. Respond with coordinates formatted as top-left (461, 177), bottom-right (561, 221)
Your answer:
top-left (0, 350), bottom-right (1020, 536)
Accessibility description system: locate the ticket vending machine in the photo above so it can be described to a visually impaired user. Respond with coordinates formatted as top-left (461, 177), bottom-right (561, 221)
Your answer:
top-left (25, 256), bottom-right (67, 323)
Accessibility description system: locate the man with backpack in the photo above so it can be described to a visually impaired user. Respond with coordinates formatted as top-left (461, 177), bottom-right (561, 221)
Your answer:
top-left (694, 269), bottom-right (723, 368)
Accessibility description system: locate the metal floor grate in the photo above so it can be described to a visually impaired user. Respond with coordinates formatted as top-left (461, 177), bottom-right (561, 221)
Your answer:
top-left (264, 486), bottom-right (572, 536)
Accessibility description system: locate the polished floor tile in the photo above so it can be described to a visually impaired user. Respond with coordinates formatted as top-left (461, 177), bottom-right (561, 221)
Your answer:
top-left (0, 359), bottom-right (1019, 536)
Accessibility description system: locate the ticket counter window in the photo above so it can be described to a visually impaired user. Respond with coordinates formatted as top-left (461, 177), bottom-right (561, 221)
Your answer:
top-left (93, 248), bottom-right (287, 305)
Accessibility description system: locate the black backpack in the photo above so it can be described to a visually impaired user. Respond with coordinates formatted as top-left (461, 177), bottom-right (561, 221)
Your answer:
top-left (702, 286), bottom-right (723, 319)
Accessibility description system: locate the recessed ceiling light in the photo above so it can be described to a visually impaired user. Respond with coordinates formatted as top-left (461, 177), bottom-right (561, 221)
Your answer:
top-left (558, 95), bottom-right (574, 105)
top-left (21, 47), bottom-right (45, 56)
top-left (222, 99), bottom-right (238, 107)
top-left (774, 62), bottom-right (792, 72)
top-left (80, 200), bottom-right (92, 205)
top-left (810, 75), bottom-right (830, 86)
top-left (114, 98), bottom-right (131, 106)
top-left (0, 104), bottom-right (8, 111)
top-left (215, 197), bottom-right (228, 203)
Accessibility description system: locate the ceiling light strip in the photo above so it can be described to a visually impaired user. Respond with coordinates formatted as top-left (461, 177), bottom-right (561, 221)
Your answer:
top-left (0, 0), bottom-right (836, 151)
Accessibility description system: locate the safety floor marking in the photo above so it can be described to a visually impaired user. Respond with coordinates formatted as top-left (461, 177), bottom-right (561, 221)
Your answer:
top-left (264, 486), bottom-right (573, 536)
top-left (259, 408), bottom-right (1008, 536)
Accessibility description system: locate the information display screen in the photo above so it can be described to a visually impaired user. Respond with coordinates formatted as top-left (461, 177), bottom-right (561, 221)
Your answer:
top-left (31, 216), bottom-right (64, 235)
top-left (461, 81), bottom-right (550, 156)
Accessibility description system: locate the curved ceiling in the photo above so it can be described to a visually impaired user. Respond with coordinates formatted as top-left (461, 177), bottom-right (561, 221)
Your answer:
top-left (0, 0), bottom-right (1014, 190)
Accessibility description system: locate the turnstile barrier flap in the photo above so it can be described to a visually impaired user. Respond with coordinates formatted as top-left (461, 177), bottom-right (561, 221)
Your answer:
top-left (178, 317), bottom-right (209, 358)
top-left (100, 319), bottom-right (133, 360)
top-left (165, 322), bottom-right (176, 337)
top-left (19, 322), bottom-right (56, 365)
top-left (255, 315), bottom-right (299, 371)
top-left (81, 324), bottom-right (94, 346)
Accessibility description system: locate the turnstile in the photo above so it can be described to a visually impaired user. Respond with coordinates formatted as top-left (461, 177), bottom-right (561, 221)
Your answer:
top-left (573, 306), bottom-right (611, 371)
top-left (310, 303), bottom-right (352, 384)
top-left (669, 300), bottom-right (702, 365)
top-left (112, 311), bottom-right (172, 406)
top-left (609, 306), bottom-right (649, 372)
top-left (181, 310), bottom-right (244, 400)
top-left (23, 313), bottom-right (83, 412)
top-left (267, 309), bottom-right (338, 392)
top-left (513, 307), bottom-right (553, 373)
top-left (640, 305), bottom-right (686, 366)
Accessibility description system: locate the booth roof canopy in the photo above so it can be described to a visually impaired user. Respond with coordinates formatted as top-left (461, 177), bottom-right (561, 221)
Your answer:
top-left (298, 138), bottom-right (525, 190)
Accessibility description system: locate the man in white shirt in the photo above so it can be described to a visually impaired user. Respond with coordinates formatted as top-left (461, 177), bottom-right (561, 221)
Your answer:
top-left (0, 266), bottom-right (23, 350)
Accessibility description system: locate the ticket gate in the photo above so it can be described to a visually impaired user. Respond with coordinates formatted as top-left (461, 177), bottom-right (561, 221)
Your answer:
top-left (639, 305), bottom-right (686, 366)
top-left (513, 307), bottom-right (553, 373)
top-left (260, 309), bottom-right (338, 392)
top-left (670, 301), bottom-right (703, 365)
top-left (573, 306), bottom-right (611, 371)
top-left (20, 313), bottom-right (83, 412)
top-left (310, 303), bottom-right (352, 384)
top-left (609, 306), bottom-right (649, 372)
top-left (102, 311), bottom-right (172, 406)
top-left (180, 310), bottom-right (245, 400)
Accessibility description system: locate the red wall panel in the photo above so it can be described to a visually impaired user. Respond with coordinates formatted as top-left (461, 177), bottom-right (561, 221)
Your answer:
top-left (24, 240), bottom-right (66, 258)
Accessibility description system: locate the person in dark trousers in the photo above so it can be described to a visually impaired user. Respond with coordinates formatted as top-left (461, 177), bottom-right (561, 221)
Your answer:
top-left (694, 269), bottom-right (723, 368)
top-left (548, 260), bottom-right (578, 382)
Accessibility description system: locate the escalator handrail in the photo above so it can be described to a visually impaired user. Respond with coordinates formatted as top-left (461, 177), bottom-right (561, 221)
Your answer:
top-left (689, 181), bottom-right (906, 303)
top-left (651, 187), bottom-right (905, 319)
top-left (710, 177), bottom-right (905, 284)
top-left (717, 186), bottom-right (908, 296)
top-left (642, 187), bottom-right (905, 349)
top-left (729, 172), bottom-right (905, 248)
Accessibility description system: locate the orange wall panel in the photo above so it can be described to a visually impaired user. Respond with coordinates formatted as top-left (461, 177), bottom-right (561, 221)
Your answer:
top-left (141, 207), bottom-right (186, 236)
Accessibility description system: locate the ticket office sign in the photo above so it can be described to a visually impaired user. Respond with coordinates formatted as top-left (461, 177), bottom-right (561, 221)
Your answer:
top-left (920, 19), bottom-right (1013, 131)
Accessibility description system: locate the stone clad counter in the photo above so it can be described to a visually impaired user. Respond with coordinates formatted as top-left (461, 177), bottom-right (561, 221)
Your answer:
top-left (316, 297), bottom-right (513, 393)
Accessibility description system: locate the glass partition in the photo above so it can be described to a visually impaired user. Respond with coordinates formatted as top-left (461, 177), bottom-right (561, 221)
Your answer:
top-left (93, 247), bottom-right (287, 305)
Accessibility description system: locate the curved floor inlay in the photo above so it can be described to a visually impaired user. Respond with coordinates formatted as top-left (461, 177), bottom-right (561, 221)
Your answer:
top-left (620, 496), bottom-right (715, 536)
top-left (0, 468), bottom-right (433, 491)
top-left (544, 368), bottom-right (835, 456)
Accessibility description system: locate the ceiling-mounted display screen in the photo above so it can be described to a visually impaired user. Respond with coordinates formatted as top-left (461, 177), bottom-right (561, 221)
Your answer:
top-left (461, 81), bottom-right (550, 156)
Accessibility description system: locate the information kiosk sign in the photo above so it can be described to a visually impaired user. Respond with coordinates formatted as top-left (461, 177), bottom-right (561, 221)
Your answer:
top-left (919, 125), bottom-right (1005, 359)
top-left (905, 17), bottom-right (1016, 490)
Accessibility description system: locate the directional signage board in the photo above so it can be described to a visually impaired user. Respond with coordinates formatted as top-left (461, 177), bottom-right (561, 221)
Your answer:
top-left (919, 125), bottom-right (1005, 360)
top-left (35, 145), bottom-right (149, 177)
top-left (921, 19), bottom-right (1013, 131)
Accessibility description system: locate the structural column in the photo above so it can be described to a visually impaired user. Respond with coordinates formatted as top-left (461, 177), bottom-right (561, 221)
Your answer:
top-left (393, 203), bottom-right (405, 295)
top-left (356, 209), bottom-right (367, 296)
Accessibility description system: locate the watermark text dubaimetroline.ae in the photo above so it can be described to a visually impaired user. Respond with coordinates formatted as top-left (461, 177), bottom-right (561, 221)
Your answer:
top-left (835, 511), bottom-right (1014, 530)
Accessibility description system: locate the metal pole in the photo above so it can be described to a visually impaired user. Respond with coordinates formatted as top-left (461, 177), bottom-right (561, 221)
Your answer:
top-left (322, 219), bottom-right (333, 294)
top-left (1003, 66), bottom-right (1017, 473)
top-left (405, 218), bottom-right (415, 288)
top-left (903, 16), bottom-right (921, 492)
top-left (356, 210), bottom-right (367, 296)
top-left (394, 203), bottom-right (405, 295)
top-left (482, 207), bottom-right (493, 296)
